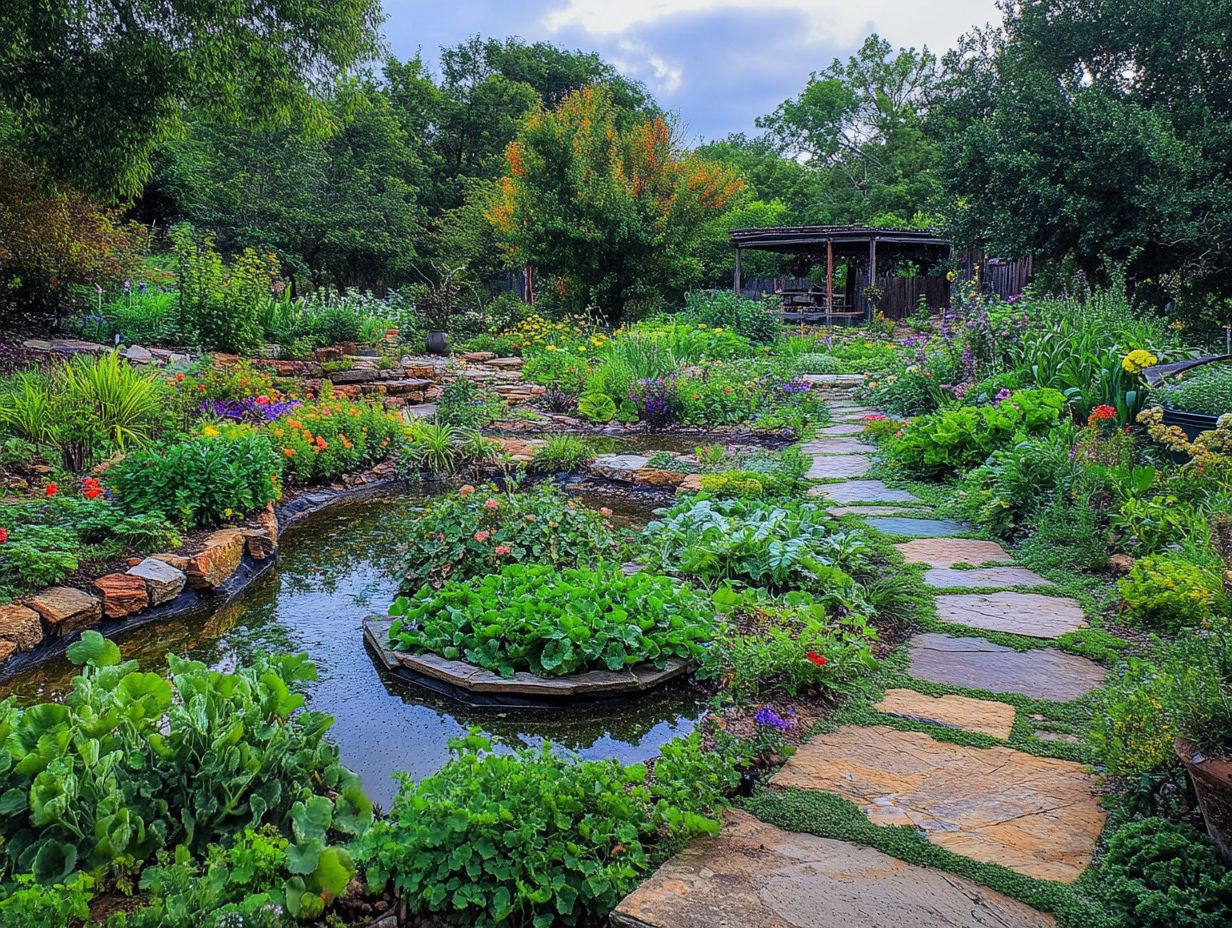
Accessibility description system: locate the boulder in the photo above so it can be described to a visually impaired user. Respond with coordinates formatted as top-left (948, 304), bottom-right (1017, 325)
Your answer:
top-left (676, 473), bottom-right (703, 495)
top-left (127, 557), bottom-right (188, 606)
top-left (92, 573), bottom-right (149, 618)
top-left (28, 586), bottom-right (103, 635)
top-left (242, 504), bottom-right (280, 559)
top-left (633, 467), bottom-right (687, 488)
top-left (0, 603), bottom-right (44, 650)
top-left (158, 529), bottom-right (245, 589)
top-left (0, 640), bottom-right (15, 663)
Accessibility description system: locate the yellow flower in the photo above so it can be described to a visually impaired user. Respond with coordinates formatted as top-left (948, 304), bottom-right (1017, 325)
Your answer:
top-left (713, 327), bottom-right (724, 333)
top-left (202, 425), bottom-right (221, 438)
top-left (546, 345), bottom-right (557, 351)
top-left (697, 323), bottom-right (707, 329)
top-left (577, 345), bottom-right (586, 352)
top-left (1122, 349), bottom-right (1158, 374)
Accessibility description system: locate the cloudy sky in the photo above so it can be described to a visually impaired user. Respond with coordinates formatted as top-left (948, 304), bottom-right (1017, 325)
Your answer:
top-left (381, 0), bottom-right (1000, 142)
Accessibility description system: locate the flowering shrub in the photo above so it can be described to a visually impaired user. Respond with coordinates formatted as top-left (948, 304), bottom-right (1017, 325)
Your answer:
top-left (1122, 349), bottom-right (1159, 374)
top-left (673, 367), bottom-right (762, 425)
top-left (521, 349), bottom-right (590, 395)
top-left (628, 376), bottom-right (676, 427)
top-left (396, 483), bottom-right (619, 589)
top-left (1119, 554), bottom-right (1230, 630)
top-left (388, 563), bottom-right (713, 677)
top-left (268, 395), bottom-right (402, 484)
top-left (109, 425), bottom-right (282, 529)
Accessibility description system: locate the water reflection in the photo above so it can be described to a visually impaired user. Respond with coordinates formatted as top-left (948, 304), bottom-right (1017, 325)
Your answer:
top-left (1, 487), bottom-right (702, 807)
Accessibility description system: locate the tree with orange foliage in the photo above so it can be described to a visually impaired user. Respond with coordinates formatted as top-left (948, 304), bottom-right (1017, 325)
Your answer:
top-left (487, 87), bottom-right (743, 322)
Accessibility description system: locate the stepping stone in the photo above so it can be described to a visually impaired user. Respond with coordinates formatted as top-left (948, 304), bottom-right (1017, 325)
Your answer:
top-left (864, 516), bottom-right (968, 537)
top-left (770, 725), bottom-right (1106, 883)
top-left (907, 633), bottom-right (1106, 701)
top-left (801, 438), bottom-right (877, 454)
top-left (935, 592), bottom-right (1086, 639)
top-left (876, 688), bottom-right (1016, 739)
top-left (589, 453), bottom-right (649, 482)
top-left (897, 538), bottom-right (1012, 567)
top-left (802, 373), bottom-right (866, 386)
top-left (1035, 730), bottom-right (1081, 745)
top-left (806, 454), bottom-right (871, 479)
top-left (923, 566), bottom-right (1049, 589)
top-left (814, 480), bottom-right (921, 505)
top-left (817, 423), bottom-right (865, 435)
top-left (611, 809), bottom-right (1055, 928)
top-left (828, 505), bottom-right (931, 518)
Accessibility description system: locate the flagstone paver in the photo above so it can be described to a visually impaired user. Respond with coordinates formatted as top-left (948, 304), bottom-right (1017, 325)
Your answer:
top-left (934, 592), bottom-right (1086, 639)
top-left (875, 688), bottom-right (1016, 739)
top-left (806, 454), bottom-right (872, 479)
top-left (923, 566), bottom-right (1050, 589)
top-left (827, 505), bottom-right (932, 518)
top-left (863, 516), bottom-right (968, 537)
top-left (896, 538), bottom-right (1012, 567)
top-left (816, 423), bottom-right (866, 435)
top-left (801, 438), bottom-right (878, 454)
top-left (907, 633), bottom-right (1106, 701)
top-left (611, 810), bottom-right (1056, 928)
top-left (770, 725), bottom-right (1106, 883)
top-left (812, 480), bottom-right (922, 505)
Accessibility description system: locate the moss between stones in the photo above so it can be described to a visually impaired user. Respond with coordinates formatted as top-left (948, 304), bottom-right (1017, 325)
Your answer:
top-left (742, 787), bottom-right (1114, 928)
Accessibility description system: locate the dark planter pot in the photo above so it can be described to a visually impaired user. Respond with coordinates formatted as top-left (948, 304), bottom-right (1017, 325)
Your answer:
top-left (1176, 738), bottom-right (1232, 865)
top-left (1160, 407), bottom-right (1223, 465)
top-left (425, 330), bottom-right (448, 356)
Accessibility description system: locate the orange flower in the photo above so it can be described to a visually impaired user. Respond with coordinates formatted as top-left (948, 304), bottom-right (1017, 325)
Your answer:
top-left (284, 448), bottom-right (296, 457)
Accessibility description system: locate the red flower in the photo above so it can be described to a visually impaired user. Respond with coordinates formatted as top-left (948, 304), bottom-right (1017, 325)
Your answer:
top-left (473, 530), bottom-right (491, 542)
top-left (44, 483), bottom-right (58, 498)
top-left (495, 545), bottom-right (511, 556)
top-left (485, 498), bottom-right (500, 510)
top-left (0, 528), bottom-right (7, 544)
top-left (806, 651), bottom-right (827, 667)
top-left (255, 395), bottom-right (270, 406)
top-left (175, 372), bottom-right (185, 382)
top-left (197, 384), bottom-right (206, 392)
top-left (1089, 405), bottom-right (1117, 422)
top-left (459, 485), bottom-right (476, 497)
top-left (83, 487), bottom-right (103, 500)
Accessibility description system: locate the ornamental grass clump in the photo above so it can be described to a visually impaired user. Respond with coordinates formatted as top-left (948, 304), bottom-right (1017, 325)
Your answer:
top-left (388, 563), bottom-right (713, 678)
top-left (397, 483), bottom-right (619, 589)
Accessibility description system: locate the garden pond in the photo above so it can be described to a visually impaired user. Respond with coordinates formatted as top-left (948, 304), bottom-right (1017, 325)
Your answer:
top-left (0, 482), bottom-right (704, 808)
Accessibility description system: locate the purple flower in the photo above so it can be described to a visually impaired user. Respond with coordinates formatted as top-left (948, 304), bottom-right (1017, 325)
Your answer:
top-left (754, 706), bottom-right (794, 731)
top-left (993, 388), bottom-right (1012, 405)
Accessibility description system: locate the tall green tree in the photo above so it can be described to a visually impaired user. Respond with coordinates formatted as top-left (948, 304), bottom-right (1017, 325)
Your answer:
top-left (0, 0), bottom-right (384, 200)
top-left (758, 35), bottom-right (939, 226)
top-left (932, 0), bottom-right (1232, 308)
top-left (488, 88), bottom-right (742, 321)
top-left (154, 80), bottom-right (424, 291)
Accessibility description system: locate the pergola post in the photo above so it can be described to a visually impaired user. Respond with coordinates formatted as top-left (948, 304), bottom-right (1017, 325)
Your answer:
top-left (867, 237), bottom-right (877, 322)
top-left (825, 238), bottom-right (833, 328)
top-left (733, 247), bottom-right (742, 295)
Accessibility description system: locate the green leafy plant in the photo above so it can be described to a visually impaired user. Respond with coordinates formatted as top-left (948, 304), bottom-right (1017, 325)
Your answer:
top-left (1119, 554), bottom-right (1230, 630)
top-left (679, 290), bottom-right (781, 344)
top-left (1157, 364), bottom-right (1232, 416)
top-left (529, 435), bottom-right (593, 473)
top-left (354, 731), bottom-right (731, 928)
top-left (577, 390), bottom-right (616, 423)
top-left (389, 563), bottom-right (713, 677)
top-left (396, 483), bottom-right (618, 588)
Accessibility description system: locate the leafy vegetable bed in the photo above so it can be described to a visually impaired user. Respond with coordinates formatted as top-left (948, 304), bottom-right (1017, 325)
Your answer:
top-left (388, 563), bottom-right (713, 678)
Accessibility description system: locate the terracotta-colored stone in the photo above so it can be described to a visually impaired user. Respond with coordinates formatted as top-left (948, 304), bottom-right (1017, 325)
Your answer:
top-left (461, 351), bottom-right (497, 362)
top-left (0, 640), bottom-right (16, 663)
top-left (92, 573), bottom-right (149, 618)
top-left (27, 586), bottom-right (103, 635)
top-left (676, 473), bottom-right (703, 495)
top-left (934, 592), bottom-right (1086, 639)
top-left (127, 557), bottom-right (187, 606)
top-left (159, 530), bottom-right (245, 589)
top-left (0, 603), bottom-right (44, 650)
top-left (242, 503), bottom-right (280, 560)
top-left (633, 467), bottom-right (687, 488)
top-left (770, 725), bottom-right (1106, 883)
top-left (875, 688), bottom-right (1016, 739)
top-left (611, 810), bottom-right (1055, 928)
top-left (1107, 554), bottom-right (1135, 575)
top-left (896, 538), bottom-right (1013, 568)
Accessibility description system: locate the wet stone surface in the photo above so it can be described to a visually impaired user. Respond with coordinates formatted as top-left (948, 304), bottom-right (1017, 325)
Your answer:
top-left (933, 592), bottom-right (1086, 639)
top-left (907, 633), bottom-right (1107, 702)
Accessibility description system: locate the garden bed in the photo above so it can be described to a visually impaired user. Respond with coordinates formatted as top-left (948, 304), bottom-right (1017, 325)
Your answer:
top-left (363, 617), bottom-right (692, 708)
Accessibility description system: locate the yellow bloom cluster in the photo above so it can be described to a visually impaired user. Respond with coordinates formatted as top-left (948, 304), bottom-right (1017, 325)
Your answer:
top-left (1122, 349), bottom-right (1158, 374)
top-left (501, 313), bottom-right (609, 352)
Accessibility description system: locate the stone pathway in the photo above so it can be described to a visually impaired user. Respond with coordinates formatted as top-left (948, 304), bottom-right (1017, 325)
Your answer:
top-left (615, 385), bottom-right (1109, 926)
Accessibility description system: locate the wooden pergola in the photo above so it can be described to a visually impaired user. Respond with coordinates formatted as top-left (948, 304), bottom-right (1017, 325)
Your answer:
top-left (729, 225), bottom-right (951, 323)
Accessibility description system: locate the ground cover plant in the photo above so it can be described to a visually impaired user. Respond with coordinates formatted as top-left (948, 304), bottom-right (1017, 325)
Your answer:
top-left (396, 483), bottom-right (619, 589)
top-left (388, 563), bottom-right (713, 677)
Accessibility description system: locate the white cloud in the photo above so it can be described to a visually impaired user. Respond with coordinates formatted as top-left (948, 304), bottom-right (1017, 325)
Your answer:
top-left (542, 0), bottom-right (995, 56)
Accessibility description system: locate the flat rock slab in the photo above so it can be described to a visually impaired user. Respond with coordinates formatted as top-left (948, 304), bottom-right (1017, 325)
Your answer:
top-left (935, 592), bottom-right (1086, 639)
top-left (924, 566), bottom-right (1050, 589)
top-left (589, 453), bottom-right (650, 482)
top-left (876, 688), bottom-right (1016, 739)
top-left (828, 506), bottom-right (931, 518)
top-left (611, 809), bottom-right (1054, 928)
top-left (864, 516), bottom-right (968, 537)
top-left (907, 633), bottom-right (1106, 701)
top-left (800, 438), bottom-right (878, 454)
top-left (814, 480), bottom-right (922, 505)
top-left (816, 423), bottom-right (865, 435)
top-left (806, 454), bottom-right (871, 479)
top-left (770, 725), bottom-right (1105, 883)
top-left (897, 538), bottom-right (1012, 567)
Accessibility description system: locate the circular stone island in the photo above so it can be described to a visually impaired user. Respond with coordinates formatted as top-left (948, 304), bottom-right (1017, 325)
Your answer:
top-left (362, 617), bottom-right (692, 708)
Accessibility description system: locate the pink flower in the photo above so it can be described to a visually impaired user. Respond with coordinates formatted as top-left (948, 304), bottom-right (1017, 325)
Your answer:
top-left (474, 530), bottom-right (491, 542)
top-left (485, 498), bottom-right (500, 510)
top-left (524, 514), bottom-right (537, 522)
top-left (862, 413), bottom-right (887, 421)
top-left (459, 484), bottom-right (476, 497)
top-left (495, 545), bottom-right (511, 556)
top-left (599, 507), bottom-right (612, 516)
